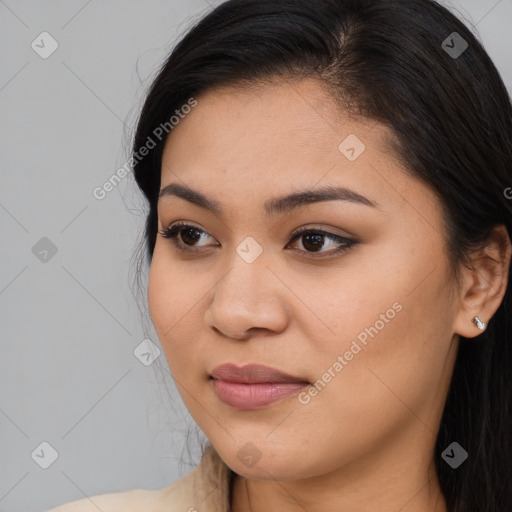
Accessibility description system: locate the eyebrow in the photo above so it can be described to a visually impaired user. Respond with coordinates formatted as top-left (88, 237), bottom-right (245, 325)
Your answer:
top-left (158, 182), bottom-right (378, 216)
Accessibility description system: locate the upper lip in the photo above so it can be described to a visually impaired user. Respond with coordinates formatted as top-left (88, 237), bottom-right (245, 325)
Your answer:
top-left (210, 363), bottom-right (309, 384)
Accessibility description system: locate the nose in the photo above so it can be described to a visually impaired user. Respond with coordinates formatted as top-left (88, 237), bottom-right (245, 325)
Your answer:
top-left (204, 253), bottom-right (289, 341)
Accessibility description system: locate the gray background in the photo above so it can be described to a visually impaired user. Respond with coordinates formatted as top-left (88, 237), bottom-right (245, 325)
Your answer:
top-left (0, 1), bottom-right (510, 511)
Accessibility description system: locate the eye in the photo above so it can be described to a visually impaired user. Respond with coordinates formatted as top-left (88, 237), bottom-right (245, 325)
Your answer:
top-left (158, 222), bottom-right (357, 258)
top-left (287, 227), bottom-right (356, 257)
top-left (158, 222), bottom-right (217, 252)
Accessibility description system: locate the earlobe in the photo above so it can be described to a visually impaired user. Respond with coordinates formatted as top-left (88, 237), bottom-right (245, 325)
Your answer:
top-left (453, 225), bottom-right (511, 339)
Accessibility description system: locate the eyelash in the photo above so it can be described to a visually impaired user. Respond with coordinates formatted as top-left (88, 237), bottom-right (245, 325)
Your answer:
top-left (158, 221), bottom-right (357, 258)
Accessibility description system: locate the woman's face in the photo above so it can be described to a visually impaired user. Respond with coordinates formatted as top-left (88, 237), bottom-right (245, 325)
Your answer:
top-left (148, 79), bottom-right (462, 483)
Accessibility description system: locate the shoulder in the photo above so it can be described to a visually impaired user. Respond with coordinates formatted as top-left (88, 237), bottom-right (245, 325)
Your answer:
top-left (46, 467), bottom-right (198, 512)
top-left (46, 444), bottom-right (231, 512)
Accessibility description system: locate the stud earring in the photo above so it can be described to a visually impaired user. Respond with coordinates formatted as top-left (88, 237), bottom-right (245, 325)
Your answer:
top-left (472, 316), bottom-right (486, 330)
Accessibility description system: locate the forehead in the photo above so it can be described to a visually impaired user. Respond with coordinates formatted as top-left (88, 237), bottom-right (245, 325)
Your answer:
top-left (161, 78), bottom-right (390, 176)
top-left (158, 79), bottom-right (441, 232)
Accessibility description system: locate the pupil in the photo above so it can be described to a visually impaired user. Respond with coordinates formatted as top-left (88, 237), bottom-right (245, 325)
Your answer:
top-left (303, 233), bottom-right (324, 252)
top-left (181, 227), bottom-right (201, 245)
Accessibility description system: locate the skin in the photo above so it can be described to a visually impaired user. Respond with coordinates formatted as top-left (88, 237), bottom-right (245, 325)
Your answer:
top-left (147, 78), bottom-right (510, 512)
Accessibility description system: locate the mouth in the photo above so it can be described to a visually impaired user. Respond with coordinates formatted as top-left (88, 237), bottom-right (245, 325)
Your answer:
top-left (209, 363), bottom-right (310, 410)
top-left (210, 363), bottom-right (309, 384)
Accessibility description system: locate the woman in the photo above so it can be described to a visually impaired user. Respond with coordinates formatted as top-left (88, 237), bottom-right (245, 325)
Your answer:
top-left (48, 0), bottom-right (512, 510)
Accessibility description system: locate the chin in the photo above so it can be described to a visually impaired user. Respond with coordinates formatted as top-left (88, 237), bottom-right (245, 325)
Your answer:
top-left (218, 443), bottom-right (316, 482)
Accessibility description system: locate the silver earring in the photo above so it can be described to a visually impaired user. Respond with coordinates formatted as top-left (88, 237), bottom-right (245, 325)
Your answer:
top-left (472, 316), bottom-right (486, 330)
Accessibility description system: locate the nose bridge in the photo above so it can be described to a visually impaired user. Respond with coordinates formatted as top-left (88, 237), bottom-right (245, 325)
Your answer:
top-left (218, 239), bottom-right (272, 310)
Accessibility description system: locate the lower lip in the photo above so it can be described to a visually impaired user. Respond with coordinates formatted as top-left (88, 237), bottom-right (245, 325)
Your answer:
top-left (211, 379), bottom-right (308, 410)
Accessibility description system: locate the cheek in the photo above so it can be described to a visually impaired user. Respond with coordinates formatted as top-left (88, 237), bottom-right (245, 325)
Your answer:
top-left (147, 251), bottom-right (171, 335)
top-left (147, 247), bottom-right (206, 376)
top-left (148, 249), bottom-right (186, 354)
top-left (303, 243), bottom-right (454, 409)
top-left (148, 243), bottom-right (196, 331)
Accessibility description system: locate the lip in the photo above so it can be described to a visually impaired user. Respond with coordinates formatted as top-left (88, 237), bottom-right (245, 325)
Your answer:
top-left (209, 363), bottom-right (309, 410)
top-left (210, 363), bottom-right (308, 384)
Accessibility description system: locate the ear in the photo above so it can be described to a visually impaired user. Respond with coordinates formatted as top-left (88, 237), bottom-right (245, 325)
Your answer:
top-left (454, 224), bottom-right (511, 338)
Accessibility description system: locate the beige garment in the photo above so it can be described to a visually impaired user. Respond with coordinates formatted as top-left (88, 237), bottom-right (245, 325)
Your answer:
top-left (46, 444), bottom-right (233, 512)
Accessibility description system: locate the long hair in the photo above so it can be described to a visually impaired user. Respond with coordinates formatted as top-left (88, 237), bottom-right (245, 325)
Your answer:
top-left (131, 1), bottom-right (512, 509)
